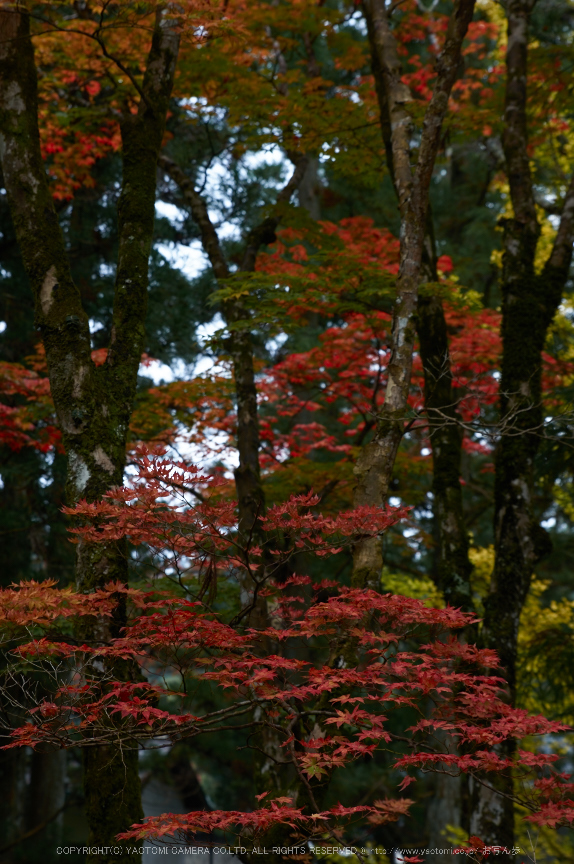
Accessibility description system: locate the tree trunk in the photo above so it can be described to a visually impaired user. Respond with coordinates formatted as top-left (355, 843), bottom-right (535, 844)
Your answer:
top-left (0, 7), bottom-right (180, 860)
top-left (365, 0), bottom-right (474, 613)
top-left (355, 0), bottom-right (477, 589)
top-left (363, 5), bottom-right (476, 849)
top-left (418, 289), bottom-right (475, 613)
top-left (482, 0), bottom-right (574, 698)
top-left (474, 0), bottom-right (574, 850)
top-left (418, 285), bottom-right (474, 857)
top-left (26, 748), bottom-right (67, 860)
top-left (157, 153), bottom-right (310, 842)
top-left (158, 152), bottom-right (307, 548)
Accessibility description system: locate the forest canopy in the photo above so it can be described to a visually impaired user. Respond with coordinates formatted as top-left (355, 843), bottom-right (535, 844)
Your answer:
top-left (0, 2), bottom-right (574, 864)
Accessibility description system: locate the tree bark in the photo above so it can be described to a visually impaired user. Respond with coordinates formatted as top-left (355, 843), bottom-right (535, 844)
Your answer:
top-left (366, 12), bottom-right (475, 610)
top-left (364, 5), bottom-right (476, 852)
top-left (354, 0), bottom-right (477, 589)
top-left (474, 0), bottom-right (574, 850)
top-left (418, 288), bottom-right (475, 612)
top-left (483, 0), bottom-right (574, 699)
top-left (0, 6), bottom-right (180, 861)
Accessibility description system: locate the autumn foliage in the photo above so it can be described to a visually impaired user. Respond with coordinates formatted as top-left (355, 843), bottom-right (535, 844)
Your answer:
top-left (1, 0), bottom-right (574, 858)
top-left (0, 450), bottom-right (572, 846)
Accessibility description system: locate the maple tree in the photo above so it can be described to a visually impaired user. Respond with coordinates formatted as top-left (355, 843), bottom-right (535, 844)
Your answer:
top-left (2, 453), bottom-right (574, 860)
top-left (1, 0), bottom-right (574, 863)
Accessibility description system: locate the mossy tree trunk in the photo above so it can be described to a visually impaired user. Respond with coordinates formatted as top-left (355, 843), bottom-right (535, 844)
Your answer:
top-left (0, 7), bottom-right (180, 862)
top-left (472, 0), bottom-right (574, 851)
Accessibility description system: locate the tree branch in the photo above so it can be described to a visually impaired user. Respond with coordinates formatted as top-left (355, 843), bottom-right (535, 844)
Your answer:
top-left (546, 170), bottom-right (574, 275)
top-left (159, 150), bottom-right (310, 549)
top-left (158, 154), bottom-right (230, 280)
top-left (362, 0), bottom-right (413, 213)
top-left (240, 151), bottom-right (309, 273)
